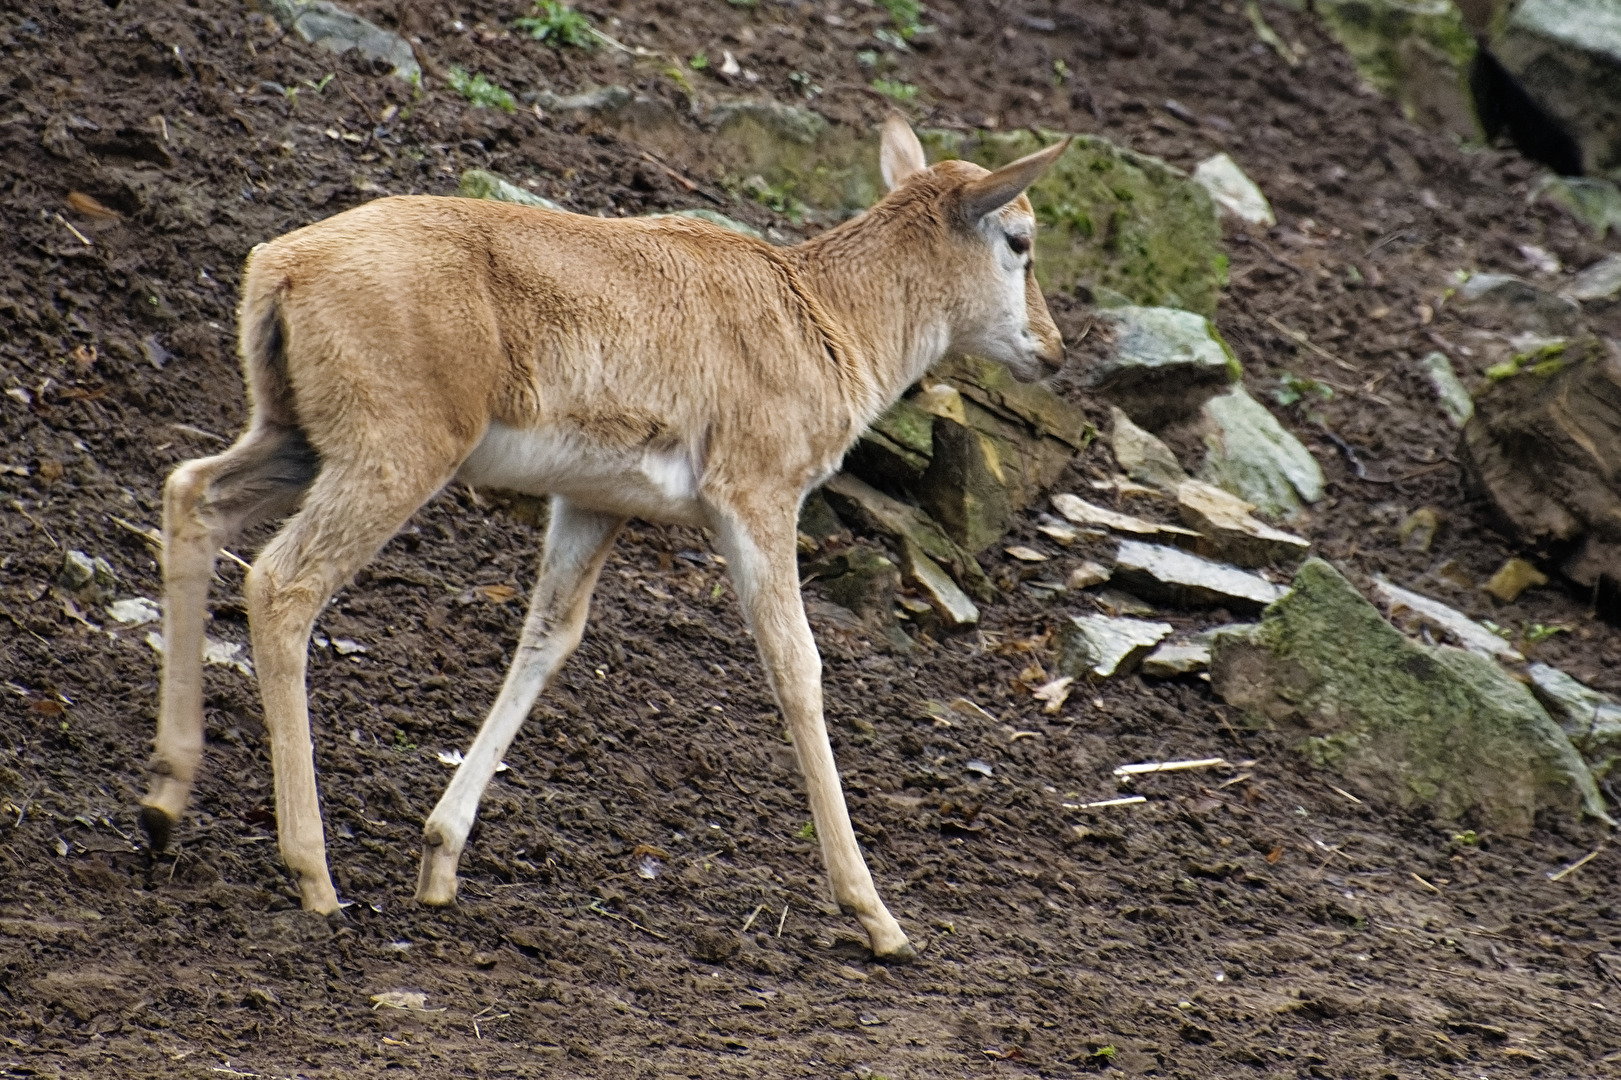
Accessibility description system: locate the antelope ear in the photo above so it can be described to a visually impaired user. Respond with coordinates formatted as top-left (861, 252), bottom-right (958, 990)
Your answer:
top-left (880, 113), bottom-right (928, 190)
top-left (960, 137), bottom-right (1071, 221)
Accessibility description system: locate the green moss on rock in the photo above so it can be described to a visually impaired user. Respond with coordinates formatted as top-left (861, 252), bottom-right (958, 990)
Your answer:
top-left (1210, 558), bottom-right (1608, 835)
top-left (1314, 0), bottom-right (1480, 138)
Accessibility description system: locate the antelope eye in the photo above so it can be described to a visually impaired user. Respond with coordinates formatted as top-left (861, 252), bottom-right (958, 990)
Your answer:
top-left (1007, 234), bottom-right (1031, 256)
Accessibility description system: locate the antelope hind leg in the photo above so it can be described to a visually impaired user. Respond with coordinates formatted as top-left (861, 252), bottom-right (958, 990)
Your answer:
top-left (142, 425), bottom-right (317, 850)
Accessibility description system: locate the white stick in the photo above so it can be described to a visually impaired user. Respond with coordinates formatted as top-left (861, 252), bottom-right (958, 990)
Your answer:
top-left (1548, 848), bottom-right (1603, 882)
top-left (1079, 795), bottom-right (1147, 809)
top-left (1113, 757), bottom-right (1228, 777)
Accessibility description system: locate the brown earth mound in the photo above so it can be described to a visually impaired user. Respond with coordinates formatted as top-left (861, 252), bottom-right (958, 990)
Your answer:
top-left (2, 1), bottom-right (1620, 1077)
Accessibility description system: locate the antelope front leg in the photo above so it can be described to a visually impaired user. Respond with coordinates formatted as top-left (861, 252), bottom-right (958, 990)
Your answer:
top-left (417, 499), bottom-right (625, 905)
top-left (715, 504), bottom-right (915, 962)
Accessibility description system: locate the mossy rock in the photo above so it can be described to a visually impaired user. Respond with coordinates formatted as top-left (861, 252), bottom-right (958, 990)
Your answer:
top-left (1314, 0), bottom-right (1481, 139)
top-left (1210, 559), bottom-right (1608, 836)
top-left (1496, 0), bottom-right (1621, 179)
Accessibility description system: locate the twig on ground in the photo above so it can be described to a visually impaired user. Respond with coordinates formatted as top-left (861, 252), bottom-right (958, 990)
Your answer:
top-left (0, 604), bottom-right (50, 647)
top-left (1326, 783), bottom-right (1363, 805)
top-left (1077, 795), bottom-right (1147, 809)
top-left (640, 153), bottom-right (694, 192)
top-left (1409, 871), bottom-right (1440, 894)
top-left (587, 25), bottom-right (657, 56)
top-left (1265, 314), bottom-right (1355, 371)
top-left (52, 213), bottom-right (92, 246)
top-left (775, 903), bottom-right (789, 937)
top-left (1314, 422), bottom-right (1385, 483)
top-left (1548, 848), bottom-right (1603, 883)
top-left (110, 513), bottom-right (251, 570)
top-left (1114, 757), bottom-right (1228, 777)
top-left (1210, 705), bottom-right (1248, 749)
top-left (585, 898), bottom-right (667, 939)
top-left (111, 514), bottom-right (162, 547)
top-left (13, 502), bottom-right (58, 548)
top-left (171, 422), bottom-right (228, 443)
top-left (14, 784), bottom-right (39, 826)
top-left (740, 903), bottom-right (765, 933)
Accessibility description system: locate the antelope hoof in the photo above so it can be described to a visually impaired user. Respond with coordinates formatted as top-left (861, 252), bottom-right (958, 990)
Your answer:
top-left (873, 938), bottom-right (919, 965)
top-left (857, 911), bottom-right (916, 964)
top-left (297, 872), bottom-right (342, 916)
top-left (140, 768), bottom-right (191, 851)
top-left (138, 804), bottom-right (175, 853)
top-left (415, 835), bottom-right (462, 906)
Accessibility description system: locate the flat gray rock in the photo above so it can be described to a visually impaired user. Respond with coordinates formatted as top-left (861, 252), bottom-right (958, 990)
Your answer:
top-left (459, 169), bottom-right (564, 210)
top-left (1534, 175), bottom-right (1621, 239)
top-left (900, 539), bottom-right (979, 629)
top-left (1087, 306), bottom-right (1239, 426)
top-left (1496, 0), bottom-right (1621, 185)
top-left (1456, 272), bottom-right (1583, 336)
top-left (1197, 385), bottom-right (1324, 519)
top-left (1109, 406), bottom-right (1188, 491)
top-left (528, 85), bottom-right (633, 113)
top-left (1569, 253), bottom-right (1621, 302)
top-left (1051, 493), bottom-right (1200, 547)
top-left (1371, 576), bottom-right (1524, 663)
top-left (1419, 351), bottom-right (1474, 428)
top-left (1112, 539), bottom-right (1287, 613)
top-left (262, 0), bottom-right (420, 81)
top-left (1057, 614), bottom-right (1173, 678)
top-left (1176, 479), bottom-right (1310, 568)
top-left (1192, 153), bottom-right (1275, 227)
top-left (1140, 640), bottom-right (1211, 678)
top-left (1528, 663), bottom-right (1621, 778)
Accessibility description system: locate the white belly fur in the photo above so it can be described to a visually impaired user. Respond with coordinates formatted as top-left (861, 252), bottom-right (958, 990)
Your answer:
top-left (457, 422), bottom-right (706, 525)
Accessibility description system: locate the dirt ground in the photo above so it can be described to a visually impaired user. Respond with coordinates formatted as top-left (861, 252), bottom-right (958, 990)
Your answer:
top-left (4, 0), bottom-right (1621, 1077)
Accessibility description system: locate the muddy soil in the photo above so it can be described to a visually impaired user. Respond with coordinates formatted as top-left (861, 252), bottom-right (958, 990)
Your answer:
top-left (3, 1), bottom-right (1621, 1077)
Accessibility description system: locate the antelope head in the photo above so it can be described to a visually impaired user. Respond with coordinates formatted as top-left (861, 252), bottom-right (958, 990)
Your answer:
top-left (879, 114), bottom-right (1069, 383)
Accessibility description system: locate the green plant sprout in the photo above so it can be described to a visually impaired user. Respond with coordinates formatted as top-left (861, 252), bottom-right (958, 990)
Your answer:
top-left (788, 70), bottom-right (822, 98)
top-left (871, 78), bottom-right (918, 103)
top-left (875, 0), bottom-right (926, 40)
top-left (1273, 371), bottom-right (1335, 407)
top-left (447, 67), bottom-right (517, 113)
top-left (515, 0), bottom-right (596, 49)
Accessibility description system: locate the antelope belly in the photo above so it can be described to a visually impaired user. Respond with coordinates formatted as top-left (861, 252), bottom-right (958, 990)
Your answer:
top-left (457, 422), bottom-right (705, 524)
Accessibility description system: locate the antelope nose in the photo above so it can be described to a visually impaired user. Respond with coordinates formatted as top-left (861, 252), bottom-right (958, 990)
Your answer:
top-left (1038, 332), bottom-right (1066, 369)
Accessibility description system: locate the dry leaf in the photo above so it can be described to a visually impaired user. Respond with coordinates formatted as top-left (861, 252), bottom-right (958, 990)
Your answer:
top-left (948, 698), bottom-right (998, 723)
top-left (993, 631), bottom-right (1051, 656)
top-left (1031, 675), bottom-right (1075, 714)
top-left (1005, 545), bottom-right (1049, 562)
top-left (1015, 661), bottom-right (1047, 690)
top-left (370, 990), bottom-right (427, 1010)
top-left (473, 583), bottom-right (518, 603)
top-left (67, 191), bottom-right (121, 219)
top-left (1266, 846), bottom-right (1283, 864)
